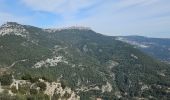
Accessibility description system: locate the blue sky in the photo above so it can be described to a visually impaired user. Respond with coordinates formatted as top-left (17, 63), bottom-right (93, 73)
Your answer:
top-left (0, 0), bottom-right (170, 38)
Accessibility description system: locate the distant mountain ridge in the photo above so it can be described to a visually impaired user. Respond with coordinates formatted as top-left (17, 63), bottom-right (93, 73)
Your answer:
top-left (116, 36), bottom-right (170, 64)
top-left (0, 22), bottom-right (170, 100)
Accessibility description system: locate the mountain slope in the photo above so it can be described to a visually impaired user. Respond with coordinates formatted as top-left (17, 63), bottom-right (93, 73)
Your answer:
top-left (116, 36), bottom-right (170, 64)
top-left (0, 22), bottom-right (170, 100)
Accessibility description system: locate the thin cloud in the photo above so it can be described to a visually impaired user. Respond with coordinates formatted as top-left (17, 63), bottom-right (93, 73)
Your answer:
top-left (20, 0), bottom-right (102, 18)
top-left (0, 12), bottom-right (28, 24)
top-left (0, 0), bottom-right (170, 37)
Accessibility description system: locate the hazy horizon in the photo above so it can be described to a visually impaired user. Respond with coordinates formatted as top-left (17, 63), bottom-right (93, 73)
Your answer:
top-left (0, 0), bottom-right (170, 38)
top-left (0, 22), bottom-right (169, 39)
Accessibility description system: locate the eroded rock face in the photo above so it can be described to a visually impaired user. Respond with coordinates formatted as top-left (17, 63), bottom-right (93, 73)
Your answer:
top-left (40, 79), bottom-right (80, 100)
top-left (33, 56), bottom-right (68, 68)
top-left (0, 22), bottom-right (28, 37)
top-left (101, 82), bottom-right (112, 93)
top-left (8, 78), bottom-right (80, 100)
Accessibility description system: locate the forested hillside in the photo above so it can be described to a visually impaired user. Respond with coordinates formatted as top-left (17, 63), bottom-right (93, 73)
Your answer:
top-left (0, 22), bottom-right (170, 100)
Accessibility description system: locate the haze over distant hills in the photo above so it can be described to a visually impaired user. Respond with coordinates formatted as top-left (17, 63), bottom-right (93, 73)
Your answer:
top-left (116, 36), bottom-right (170, 64)
top-left (0, 22), bottom-right (170, 100)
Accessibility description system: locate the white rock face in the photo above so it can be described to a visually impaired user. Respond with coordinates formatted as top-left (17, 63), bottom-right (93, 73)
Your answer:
top-left (102, 82), bottom-right (112, 93)
top-left (131, 54), bottom-right (138, 59)
top-left (44, 81), bottom-right (80, 100)
top-left (157, 72), bottom-right (166, 77)
top-left (76, 85), bottom-right (100, 93)
top-left (115, 91), bottom-right (122, 98)
top-left (10, 79), bottom-right (30, 90)
top-left (0, 22), bottom-right (28, 37)
top-left (44, 82), bottom-right (61, 96)
top-left (83, 45), bottom-right (88, 52)
top-left (33, 56), bottom-right (68, 68)
top-left (53, 45), bottom-right (67, 54)
top-left (108, 61), bottom-right (119, 69)
top-left (9, 78), bottom-right (79, 99)
top-left (141, 85), bottom-right (149, 91)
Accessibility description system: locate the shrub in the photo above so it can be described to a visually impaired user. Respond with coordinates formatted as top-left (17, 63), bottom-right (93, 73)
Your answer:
top-left (0, 74), bottom-right (12, 85)
top-left (0, 93), bottom-right (15, 100)
top-left (11, 86), bottom-right (18, 93)
top-left (30, 77), bottom-right (39, 83)
top-left (30, 88), bottom-right (38, 95)
top-left (63, 92), bottom-right (71, 98)
top-left (21, 74), bottom-right (31, 80)
top-left (18, 84), bottom-right (29, 94)
top-left (60, 80), bottom-right (67, 89)
top-left (37, 82), bottom-right (46, 91)
top-left (52, 93), bottom-right (61, 100)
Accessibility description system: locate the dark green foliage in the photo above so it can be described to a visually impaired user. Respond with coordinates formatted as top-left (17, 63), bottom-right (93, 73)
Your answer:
top-left (26, 94), bottom-right (50, 100)
top-left (21, 74), bottom-right (47, 83)
top-left (60, 80), bottom-right (67, 89)
top-left (63, 92), bottom-right (71, 98)
top-left (11, 86), bottom-right (18, 93)
top-left (30, 77), bottom-right (39, 83)
top-left (18, 84), bottom-right (30, 94)
top-left (41, 76), bottom-right (50, 82)
top-left (21, 73), bottom-right (32, 80)
top-left (0, 74), bottom-right (12, 85)
top-left (117, 36), bottom-right (170, 63)
top-left (30, 88), bottom-right (38, 95)
top-left (37, 82), bottom-right (46, 91)
top-left (52, 93), bottom-right (61, 100)
top-left (0, 93), bottom-right (16, 100)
